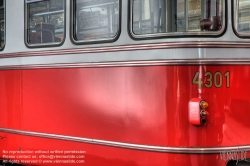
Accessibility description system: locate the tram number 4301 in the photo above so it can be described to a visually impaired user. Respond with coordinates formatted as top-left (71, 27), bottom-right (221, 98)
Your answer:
top-left (192, 72), bottom-right (230, 88)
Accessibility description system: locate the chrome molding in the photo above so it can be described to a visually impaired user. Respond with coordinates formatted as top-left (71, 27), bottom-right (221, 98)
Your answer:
top-left (1, 41), bottom-right (250, 58)
top-left (0, 127), bottom-right (250, 154)
top-left (2, 59), bottom-right (250, 70)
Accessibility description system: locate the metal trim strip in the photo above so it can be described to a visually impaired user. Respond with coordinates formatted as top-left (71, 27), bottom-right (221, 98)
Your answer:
top-left (0, 127), bottom-right (250, 154)
top-left (2, 59), bottom-right (250, 70)
top-left (1, 41), bottom-right (250, 58)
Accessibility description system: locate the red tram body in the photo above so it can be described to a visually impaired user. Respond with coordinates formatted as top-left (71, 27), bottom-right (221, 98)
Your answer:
top-left (0, 0), bottom-right (250, 166)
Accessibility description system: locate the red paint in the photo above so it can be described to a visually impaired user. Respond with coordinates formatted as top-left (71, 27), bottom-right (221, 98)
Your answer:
top-left (0, 65), bottom-right (250, 165)
top-left (0, 70), bottom-right (21, 130)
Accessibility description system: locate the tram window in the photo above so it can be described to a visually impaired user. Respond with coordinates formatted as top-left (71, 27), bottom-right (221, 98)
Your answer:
top-left (25, 0), bottom-right (65, 47)
top-left (235, 0), bottom-right (250, 36)
top-left (72, 0), bottom-right (120, 43)
top-left (131, 0), bottom-right (225, 38)
top-left (0, 0), bottom-right (4, 49)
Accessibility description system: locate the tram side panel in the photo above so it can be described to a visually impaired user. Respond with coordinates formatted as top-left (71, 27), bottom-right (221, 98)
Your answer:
top-left (20, 65), bottom-right (227, 166)
top-left (0, 70), bottom-right (22, 156)
top-left (1, 65), bottom-right (250, 165)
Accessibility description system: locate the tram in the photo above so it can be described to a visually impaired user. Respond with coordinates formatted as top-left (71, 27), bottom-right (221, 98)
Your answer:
top-left (0, 0), bottom-right (250, 166)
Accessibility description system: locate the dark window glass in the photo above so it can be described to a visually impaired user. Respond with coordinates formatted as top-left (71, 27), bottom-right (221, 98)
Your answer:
top-left (26, 0), bottom-right (65, 45)
top-left (237, 0), bottom-right (250, 32)
top-left (132, 0), bottom-right (223, 36)
top-left (73, 0), bottom-right (120, 42)
top-left (0, 0), bottom-right (4, 49)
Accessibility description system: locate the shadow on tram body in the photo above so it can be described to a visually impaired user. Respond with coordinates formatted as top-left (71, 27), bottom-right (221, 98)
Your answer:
top-left (227, 159), bottom-right (250, 166)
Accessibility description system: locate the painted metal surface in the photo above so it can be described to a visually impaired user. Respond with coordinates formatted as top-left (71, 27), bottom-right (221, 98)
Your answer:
top-left (0, 64), bottom-right (250, 165)
top-left (3, 42), bottom-right (250, 59)
top-left (0, 0), bottom-right (250, 165)
top-left (0, 0), bottom-right (249, 56)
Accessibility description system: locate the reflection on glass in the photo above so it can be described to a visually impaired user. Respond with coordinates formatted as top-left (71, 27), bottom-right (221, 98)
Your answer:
top-left (132, 0), bottom-right (223, 35)
top-left (27, 0), bottom-right (65, 45)
top-left (0, 0), bottom-right (4, 48)
top-left (238, 0), bottom-right (250, 32)
top-left (73, 0), bottom-right (119, 41)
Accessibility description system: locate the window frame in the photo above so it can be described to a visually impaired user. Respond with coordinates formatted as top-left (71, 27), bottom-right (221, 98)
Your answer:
top-left (24, 0), bottom-right (66, 48)
top-left (0, 0), bottom-right (5, 51)
top-left (233, 0), bottom-right (250, 38)
top-left (129, 0), bottom-right (227, 39)
top-left (70, 0), bottom-right (121, 45)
